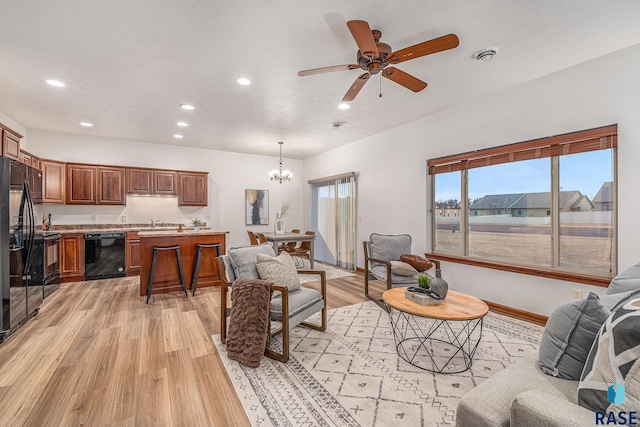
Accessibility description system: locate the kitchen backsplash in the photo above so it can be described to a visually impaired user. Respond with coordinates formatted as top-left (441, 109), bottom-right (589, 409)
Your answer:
top-left (43, 196), bottom-right (211, 227)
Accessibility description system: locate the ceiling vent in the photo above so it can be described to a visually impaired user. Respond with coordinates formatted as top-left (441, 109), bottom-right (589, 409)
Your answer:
top-left (473, 48), bottom-right (498, 62)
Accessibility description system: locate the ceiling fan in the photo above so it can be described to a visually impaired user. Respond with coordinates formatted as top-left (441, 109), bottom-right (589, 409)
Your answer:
top-left (298, 20), bottom-right (459, 102)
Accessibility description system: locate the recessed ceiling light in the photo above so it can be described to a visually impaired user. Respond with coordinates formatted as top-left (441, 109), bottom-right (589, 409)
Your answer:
top-left (173, 134), bottom-right (184, 139)
top-left (46, 79), bottom-right (65, 87)
top-left (338, 103), bottom-right (350, 110)
top-left (180, 104), bottom-right (194, 110)
top-left (80, 122), bottom-right (93, 127)
top-left (177, 122), bottom-right (188, 127)
top-left (236, 78), bottom-right (251, 86)
top-left (473, 48), bottom-right (498, 62)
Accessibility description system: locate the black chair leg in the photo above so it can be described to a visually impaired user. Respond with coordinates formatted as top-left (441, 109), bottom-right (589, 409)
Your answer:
top-left (175, 248), bottom-right (188, 298)
top-left (146, 248), bottom-right (158, 304)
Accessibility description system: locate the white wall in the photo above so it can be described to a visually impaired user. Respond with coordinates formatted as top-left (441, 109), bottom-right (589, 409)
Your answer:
top-left (303, 43), bottom-right (640, 317)
top-left (26, 131), bottom-right (303, 249)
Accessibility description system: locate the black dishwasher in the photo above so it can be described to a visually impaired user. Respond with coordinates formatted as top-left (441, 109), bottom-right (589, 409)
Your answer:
top-left (84, 232), bottom-right (126, 280)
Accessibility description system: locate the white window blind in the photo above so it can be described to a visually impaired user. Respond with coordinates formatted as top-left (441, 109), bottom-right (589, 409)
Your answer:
top-left (309, 172), bottom-right (356, 270)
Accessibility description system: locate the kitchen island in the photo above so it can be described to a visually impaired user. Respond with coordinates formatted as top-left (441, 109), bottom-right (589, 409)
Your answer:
top-left (138, 230), bottom-right (228, 297)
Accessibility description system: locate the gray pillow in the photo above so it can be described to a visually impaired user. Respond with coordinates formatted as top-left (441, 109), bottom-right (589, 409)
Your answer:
top-left (606, 261), bottom-right (640, 295)
top-left (256, 252), bottom-right (301, 294)
top-left (600, 290), bottom-right (639, 311)
top-left (228, 244), bottom-right (276, 280)
top-left (538, 292), bottom-right (610, 380)
top-left (390, 261), bottom-right (418, 276)
top-left (369, 233), bottom-right (412, 262)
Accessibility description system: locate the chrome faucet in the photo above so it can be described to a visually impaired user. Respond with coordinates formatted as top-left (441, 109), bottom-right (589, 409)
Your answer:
top-left (150, 219), bottom-right (162, 228)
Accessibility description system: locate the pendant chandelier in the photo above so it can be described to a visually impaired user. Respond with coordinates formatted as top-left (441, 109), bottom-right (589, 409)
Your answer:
top-left (269, 141), bottom-right (293, 183)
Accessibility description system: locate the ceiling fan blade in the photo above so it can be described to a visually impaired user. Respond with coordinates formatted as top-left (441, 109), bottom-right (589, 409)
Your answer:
top-left (298, 64), bottom-right (360, 77)
top-left (388, 34), bottom-right (459, 64)
top-left (382, 67), bottom-right (427, 92)
top-left (342, 73), bottom-right (370, 102)
top-left (347, 20), bottom-right (379, 58)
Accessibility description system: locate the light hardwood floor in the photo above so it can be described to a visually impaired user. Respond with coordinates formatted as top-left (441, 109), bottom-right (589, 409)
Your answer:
top-left (0, 272), bottom-right (381, 426)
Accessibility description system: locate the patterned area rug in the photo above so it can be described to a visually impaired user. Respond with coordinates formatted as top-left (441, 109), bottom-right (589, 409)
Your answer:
top-left (213, 301), bottom-right (543, 426)
top-left (296, 259), bottom-right (356, 284)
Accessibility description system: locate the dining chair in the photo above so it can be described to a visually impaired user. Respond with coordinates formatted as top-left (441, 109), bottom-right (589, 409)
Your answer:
top-left (257, 232), bottom-right (268, 244)
top-left (282, 229), bottom-right (301, 253)
top-left (247, 230), bottom-right (259, 245)
top-left (290, 231), bottom-right (314, 265)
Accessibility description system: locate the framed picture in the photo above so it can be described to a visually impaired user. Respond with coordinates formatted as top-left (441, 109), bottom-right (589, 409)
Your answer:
top-left (246, 189), bottom-right (269, 225)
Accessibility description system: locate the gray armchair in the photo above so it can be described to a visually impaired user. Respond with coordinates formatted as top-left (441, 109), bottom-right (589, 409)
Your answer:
top-left (363, 233), bottom-right (435, 309)
top-left (217, 244), bottom-right (327, 363)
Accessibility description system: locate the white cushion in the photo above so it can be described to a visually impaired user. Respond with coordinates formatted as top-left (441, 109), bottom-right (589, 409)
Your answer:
top-left (390, 261), bottom-right (418, 276)
top-left (256, 251), bottom-right (301, 294)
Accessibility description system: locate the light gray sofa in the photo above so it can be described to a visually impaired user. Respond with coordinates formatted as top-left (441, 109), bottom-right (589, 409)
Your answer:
top-left (456, 262), bottom-right (640, 427)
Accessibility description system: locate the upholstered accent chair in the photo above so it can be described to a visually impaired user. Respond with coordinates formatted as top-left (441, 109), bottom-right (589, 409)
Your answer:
top-left (217, 244), bottom-right (327, 362)
top-left (363, 233), bottom-right (428, 309)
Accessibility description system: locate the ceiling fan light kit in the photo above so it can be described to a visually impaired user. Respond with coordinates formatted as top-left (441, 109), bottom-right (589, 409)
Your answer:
top-left (298, 20), bottom-right (459, 102)
top-left (269, 141), bottom-right (293, 183)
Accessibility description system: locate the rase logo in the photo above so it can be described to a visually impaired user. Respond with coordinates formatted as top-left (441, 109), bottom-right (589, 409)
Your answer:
top-left (609, 382), bottom-right (626, 407)
top-left (596, 382), bottom-right (638, 425)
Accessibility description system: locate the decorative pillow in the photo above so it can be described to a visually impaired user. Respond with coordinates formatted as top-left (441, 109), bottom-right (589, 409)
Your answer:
top-left (400, 254), bottom-right (433, 272)
top-left (606, 261), bottom-right (640, 295)
top-left (390, 261), bottom-right (418, 276)
top-left (228, 244), bottom-right (277, 280)
top-left (255, 251), bottom-right (301, 294)
top-left (578, 299), bottom-right (640, 412)
top-left (369, 233), bottom-right (412, 263)
top-left (538, 292), bottom-right (610, 380)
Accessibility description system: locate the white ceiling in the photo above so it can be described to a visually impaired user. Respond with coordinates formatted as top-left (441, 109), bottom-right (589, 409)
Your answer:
top-left (1, 1), bottom-right (640, 160)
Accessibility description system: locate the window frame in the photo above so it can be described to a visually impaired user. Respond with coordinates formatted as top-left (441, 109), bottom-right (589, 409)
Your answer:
top-left (427, 125), bottom-right (617, 287)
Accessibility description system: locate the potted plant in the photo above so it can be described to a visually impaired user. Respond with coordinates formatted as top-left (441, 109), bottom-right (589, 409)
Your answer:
top-left (191, 218), bottom-right (205, 231)
top-left (418, 273), bottom-right (431, 289)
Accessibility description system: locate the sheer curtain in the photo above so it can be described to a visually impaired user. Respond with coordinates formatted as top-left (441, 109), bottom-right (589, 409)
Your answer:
top-left (309, 172), bottom-right (356, 270)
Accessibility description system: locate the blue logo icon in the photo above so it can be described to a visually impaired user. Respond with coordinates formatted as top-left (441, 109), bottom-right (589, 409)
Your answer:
top-left (608, 382), bottom-right (626, 407)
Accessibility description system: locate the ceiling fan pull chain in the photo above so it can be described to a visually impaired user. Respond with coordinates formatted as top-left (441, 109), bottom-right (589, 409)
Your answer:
top-left (379, 73), bottom-right (382, 98)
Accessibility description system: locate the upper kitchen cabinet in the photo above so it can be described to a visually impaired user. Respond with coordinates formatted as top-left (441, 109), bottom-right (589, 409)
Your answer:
top-left (66, 163), bottom-right (126, 205)
top-left (41, 159), bottom-right (66, 204)
top-left (126, 168), bottom-right (177, 196)
top-left (153, 170), bottom-right (177, 195)
top-left (178, 172), bottom-right (208, 206)
top-left (97, 166), bottom-right (125, 205)
top-left (66, 164), bottom-right (97, 204)
top-left (1, 125), bottom-right (21, 160)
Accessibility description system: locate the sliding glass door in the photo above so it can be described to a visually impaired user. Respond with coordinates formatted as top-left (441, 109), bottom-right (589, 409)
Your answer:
top-left (310, 173), bottom-right (356, 269)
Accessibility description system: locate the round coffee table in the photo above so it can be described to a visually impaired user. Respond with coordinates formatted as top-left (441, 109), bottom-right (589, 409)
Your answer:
top-left (382, 288), bottom-right (489, 374)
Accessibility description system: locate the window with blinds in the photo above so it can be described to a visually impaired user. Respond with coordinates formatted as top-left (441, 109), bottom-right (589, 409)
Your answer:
top-left (309, 172), bottom-right (356, 270)
top-left (428, 124), bottom-right (617, 282)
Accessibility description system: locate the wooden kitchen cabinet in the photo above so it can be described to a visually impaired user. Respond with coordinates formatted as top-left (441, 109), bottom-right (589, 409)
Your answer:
top-left (126, 168), bottom-right (153, 194)
top-left (126, 168), bottom-right (177, 196)
top-left (60, 233), bottom-right (84, 282)
top-left (178, 172), bottom-right (208, 206)
top-left (66, 164), bottom-right (97, 204)
top-left (1, 126), bottom-right (21, 160)
top-left (153, 170), bottom-right (177, 195)
top-left (41, 159), bottom-right (66, 204)
top-left (126, 232), bottom-right (141, 276)
top-left (97, 166), bottom-right (125, 204)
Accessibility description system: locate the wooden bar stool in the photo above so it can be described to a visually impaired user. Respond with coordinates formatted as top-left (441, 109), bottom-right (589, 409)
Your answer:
top-left (191, 243), bottom-right (222, 296)
top-left (146, 245), bottom-right (188, 303)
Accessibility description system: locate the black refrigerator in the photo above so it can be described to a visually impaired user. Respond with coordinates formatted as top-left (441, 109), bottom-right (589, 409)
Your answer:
top-left (0, 157), bottom-right (44, 343)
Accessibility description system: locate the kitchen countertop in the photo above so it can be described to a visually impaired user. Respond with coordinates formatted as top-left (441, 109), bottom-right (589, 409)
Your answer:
top-left (138, 230), bottom-right (228, 237)
top-left (46, 225), bottom-right (212, 234)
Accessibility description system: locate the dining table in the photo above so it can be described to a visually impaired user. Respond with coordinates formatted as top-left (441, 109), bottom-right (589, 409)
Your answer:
top-left (261, 231), bottom-right (315, 269)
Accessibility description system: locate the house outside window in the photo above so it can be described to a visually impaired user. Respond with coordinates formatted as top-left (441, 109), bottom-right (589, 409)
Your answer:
top-left (429, 125), bottom-right (617, 279)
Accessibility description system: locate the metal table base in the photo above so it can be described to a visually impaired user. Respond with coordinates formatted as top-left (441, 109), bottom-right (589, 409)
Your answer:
top-left (387, 306), bottom-right (484, 374)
